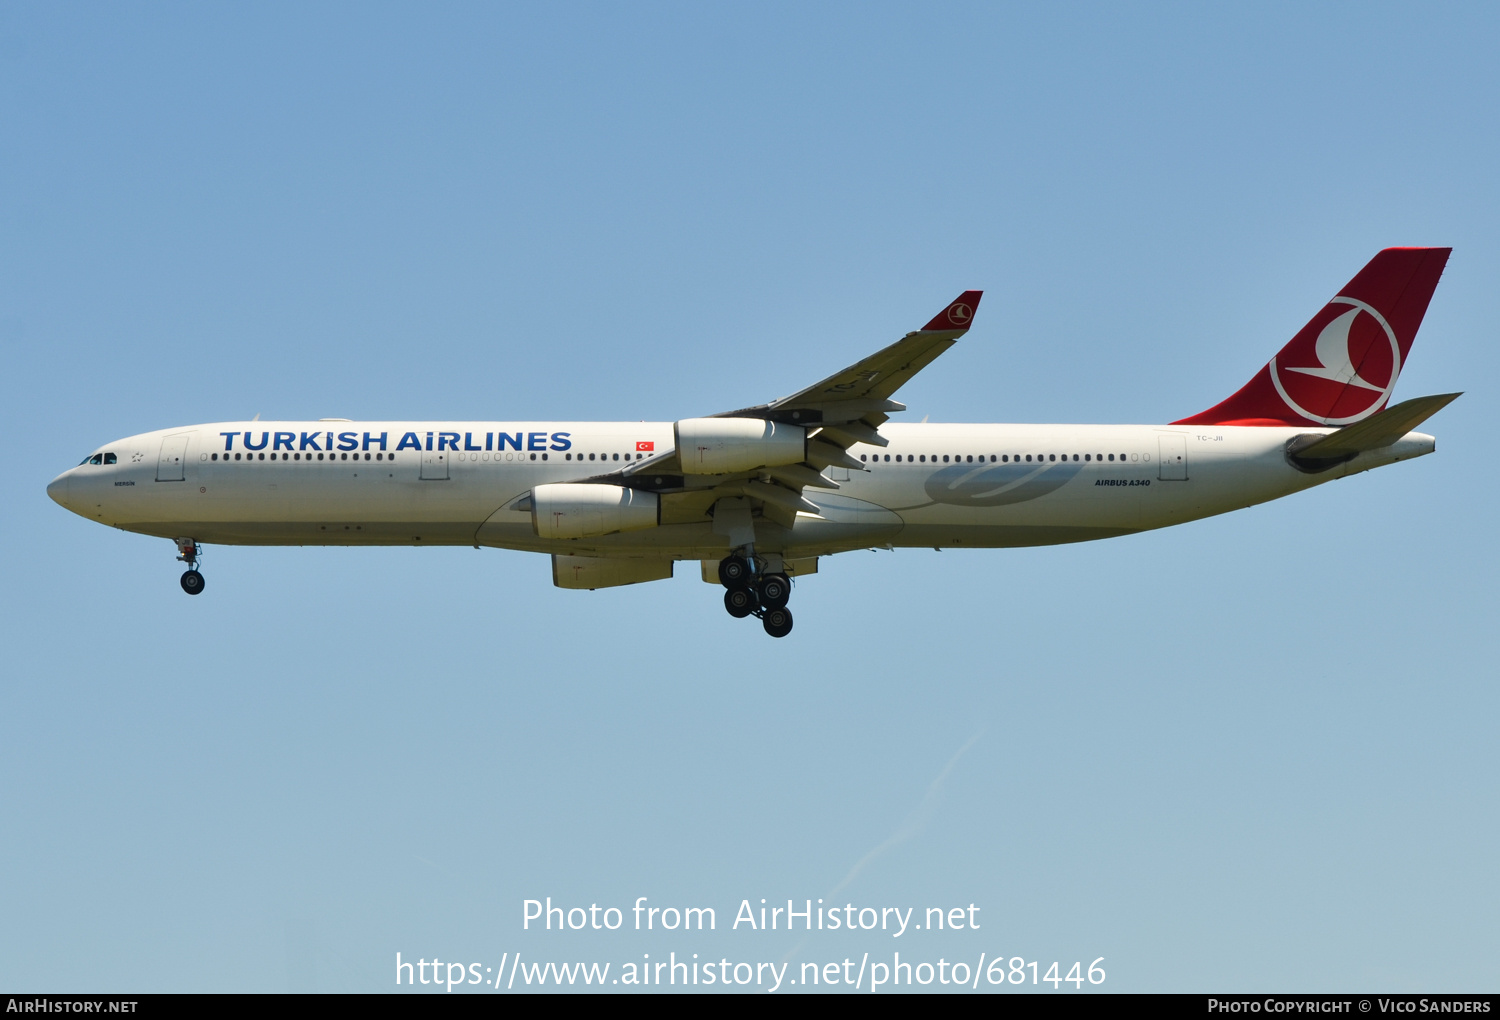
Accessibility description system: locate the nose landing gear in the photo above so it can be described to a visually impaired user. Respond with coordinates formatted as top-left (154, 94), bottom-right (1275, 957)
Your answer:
top-left (175, 538), bottom-right (206, 595)
top-left (717, 553), bottom-right (794, 637)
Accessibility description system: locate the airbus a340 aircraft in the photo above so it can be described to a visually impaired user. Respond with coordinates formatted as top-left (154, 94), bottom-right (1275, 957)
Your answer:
top-left (49, 248), bottom-right (1457, 637)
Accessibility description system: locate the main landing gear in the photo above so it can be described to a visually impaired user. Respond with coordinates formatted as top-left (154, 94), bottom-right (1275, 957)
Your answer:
top-left (718, 554), bottom-right (794, 638)
top-left (175, 538), bottom-right (205, 595)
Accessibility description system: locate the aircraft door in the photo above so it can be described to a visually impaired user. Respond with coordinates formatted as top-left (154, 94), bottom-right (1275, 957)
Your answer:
top-left (420, 450), bottom-right (449, 480)
top-left (156, 434), bottom-right (189, 482)
top-left (1158, 434), bottom-right (1187, 480)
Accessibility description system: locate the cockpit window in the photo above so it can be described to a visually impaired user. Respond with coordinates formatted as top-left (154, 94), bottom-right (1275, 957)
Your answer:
top-left (89, 454), bottom-right (103, 465)
top-left (103, 453), bottom-right (117, 464)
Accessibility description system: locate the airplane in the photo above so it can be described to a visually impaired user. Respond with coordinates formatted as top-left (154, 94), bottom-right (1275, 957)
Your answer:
top-left (47, 247), bottom-right (1458, 638)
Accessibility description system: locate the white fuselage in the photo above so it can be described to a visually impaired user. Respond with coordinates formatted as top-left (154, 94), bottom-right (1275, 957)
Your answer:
top-left (47, 420), bottom-right (1434, 561)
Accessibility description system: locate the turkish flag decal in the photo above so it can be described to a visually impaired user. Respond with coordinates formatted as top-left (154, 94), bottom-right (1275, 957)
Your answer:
top-left (636, 441), bottom-right (654, 452)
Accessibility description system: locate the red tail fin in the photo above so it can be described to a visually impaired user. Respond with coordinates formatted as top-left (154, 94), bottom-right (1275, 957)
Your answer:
top-left (1174, 247), bottom-right (1451, 427)
top-left (922, 290), bottom-right (983, 332)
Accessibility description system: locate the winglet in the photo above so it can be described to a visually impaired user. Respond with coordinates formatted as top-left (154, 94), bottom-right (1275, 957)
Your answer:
top-left (922, 290), bottom-right (983, 332)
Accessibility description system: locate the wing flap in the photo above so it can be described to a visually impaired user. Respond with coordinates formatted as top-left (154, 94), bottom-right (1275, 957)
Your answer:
top-left (818, 421), bottom-right (889, 448)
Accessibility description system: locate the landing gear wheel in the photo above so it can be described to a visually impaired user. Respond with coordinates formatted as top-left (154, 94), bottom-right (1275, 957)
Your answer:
top-left (756, 572), bottom-right (790, 609)
top-left (718, 556), bottom-right (752, 589)
top-left (762, 606), bottom-right (793, 638)
top-left (724, 588), bottom-right (757, 618)
top-left (180, 569), bottom-right (205, 595)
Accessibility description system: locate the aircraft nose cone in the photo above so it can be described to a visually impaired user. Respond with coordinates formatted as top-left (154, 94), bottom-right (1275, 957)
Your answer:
top-left (47, 472), bottom-right (71, 508)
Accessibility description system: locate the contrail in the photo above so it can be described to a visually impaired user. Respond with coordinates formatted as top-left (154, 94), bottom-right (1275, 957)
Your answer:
top-left (829, 728), bottom-right (985, 896)
top-left (776, 729), bottom-right (986, 967)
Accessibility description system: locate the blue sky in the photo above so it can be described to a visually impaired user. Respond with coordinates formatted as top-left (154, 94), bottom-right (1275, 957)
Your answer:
top-left (2, 2), bottom-right (1496, 992)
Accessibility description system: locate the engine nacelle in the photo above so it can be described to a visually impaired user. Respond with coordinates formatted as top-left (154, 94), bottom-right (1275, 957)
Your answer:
top-left (674, 417), bottom-right (806, 475)
top-left (531, 483), bottom-right (659, 540)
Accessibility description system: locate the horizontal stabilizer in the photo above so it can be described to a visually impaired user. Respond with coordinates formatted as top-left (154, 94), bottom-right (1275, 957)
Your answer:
top-left (1288, 392), bottom-right (1461, 462)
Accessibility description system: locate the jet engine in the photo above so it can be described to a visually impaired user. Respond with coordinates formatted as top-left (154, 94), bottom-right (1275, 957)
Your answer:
top-left (674, 417), bottom-right (806, 474)
top-left (531, 483), bottom-right (660, 540)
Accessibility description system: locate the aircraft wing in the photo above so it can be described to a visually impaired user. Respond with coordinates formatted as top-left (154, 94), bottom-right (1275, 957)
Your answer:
top-left (712, 289), bottom-right (983, 430)
top-left (585, 291), bottom-right (983, 528)
top-left (617, 289), bottom-right (980, 468)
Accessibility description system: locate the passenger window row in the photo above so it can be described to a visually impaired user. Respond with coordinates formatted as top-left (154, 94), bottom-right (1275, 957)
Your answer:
top-left (858, 452), bottom-right (1134, 463)
top-left (205, 450), bottom-right (650, 465)
top-left (98, 448), bottom-right (1142, 469)
top-left (450, 452), bottom-right (646, 463)
top-left (108, 447), bottom-right (1143, 469)
top-left (211, 452), bottom-right (396, 462)
top-left (456, 453), bottom-right (549, 461)
top-left (438, 452), bottom-right (650, 463)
